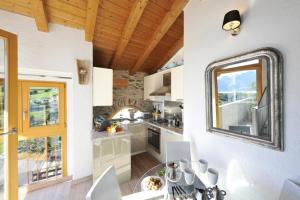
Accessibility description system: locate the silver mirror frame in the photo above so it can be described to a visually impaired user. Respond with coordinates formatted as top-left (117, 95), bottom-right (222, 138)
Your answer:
top-left (205, 48), bottom-right (284, 151)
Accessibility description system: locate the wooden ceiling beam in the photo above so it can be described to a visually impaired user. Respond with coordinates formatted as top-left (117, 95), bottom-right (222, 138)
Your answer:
top-left (30, 0), bottom-right (48, 32)
top-left (130, 0), bottom-right (188, 73)
top-left (110, 0), bottom-right (149, 69)
top-left (149, 36), bottom-right (183, 73)
top-left (85, 0), bottom-right (100, 41)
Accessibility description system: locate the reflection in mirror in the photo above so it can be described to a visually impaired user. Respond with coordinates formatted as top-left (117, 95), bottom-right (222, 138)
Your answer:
top-left (212, 58), bottom-right (270, 140)
top-left (206, 48), bottom-right (283, 150)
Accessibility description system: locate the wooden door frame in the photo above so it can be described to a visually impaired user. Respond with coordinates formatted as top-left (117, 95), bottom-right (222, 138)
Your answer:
top-left (0, 29), bottom-right (19, 200)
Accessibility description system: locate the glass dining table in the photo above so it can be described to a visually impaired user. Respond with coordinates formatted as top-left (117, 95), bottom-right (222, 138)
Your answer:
top-left (132, 161), bottom-right (208, 200)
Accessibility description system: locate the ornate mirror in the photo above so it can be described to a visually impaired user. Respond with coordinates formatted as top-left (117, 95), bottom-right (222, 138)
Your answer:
top-left (205, 48), bottom-right (283, 150)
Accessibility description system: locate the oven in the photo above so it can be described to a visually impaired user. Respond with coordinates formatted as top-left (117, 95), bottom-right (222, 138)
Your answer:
top-left (147, 125), bottom-right (160, 153)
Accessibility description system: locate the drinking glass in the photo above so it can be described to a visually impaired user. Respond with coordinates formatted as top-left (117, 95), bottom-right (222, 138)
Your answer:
top-left (166, 162), bottom-right (182, 183)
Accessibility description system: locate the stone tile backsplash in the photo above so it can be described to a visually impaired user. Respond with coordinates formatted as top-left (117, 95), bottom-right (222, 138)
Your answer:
top-left (93, 70), bottom-right (152, 119)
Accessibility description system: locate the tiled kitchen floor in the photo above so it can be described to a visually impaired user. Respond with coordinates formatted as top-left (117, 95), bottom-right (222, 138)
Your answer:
top-left (20, 152), bottom-right (160, 200)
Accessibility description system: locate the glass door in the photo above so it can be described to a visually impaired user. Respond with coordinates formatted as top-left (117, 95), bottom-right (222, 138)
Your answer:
top-left (18, 81), bottom-right (67, 187)
top-left (0, 29), bottom-right (18, 200)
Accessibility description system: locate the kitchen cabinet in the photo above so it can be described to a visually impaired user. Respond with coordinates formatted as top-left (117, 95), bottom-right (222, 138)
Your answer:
top-left (147, 127), bottom-right (183, 162)
top-left (93, 135), bottom-right (131, 183)
top-left (93, 67), bottom-right (113, 106)
top-left (144, 67), bottom-right (184, 102)
top-left (171, 66), bottom-right (184, 101)
top-left (144, 73), bottom-right (163, 101)
top-left (160, 129), bottom-right (183, 162)
top-left (126, 123), bottom-right (147, 155)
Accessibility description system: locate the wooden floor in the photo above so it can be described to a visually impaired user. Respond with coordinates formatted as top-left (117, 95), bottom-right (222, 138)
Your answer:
top-left (120, 152), bottom-right (161, 196)
top-left (20, 152), bottom-right (160, 200)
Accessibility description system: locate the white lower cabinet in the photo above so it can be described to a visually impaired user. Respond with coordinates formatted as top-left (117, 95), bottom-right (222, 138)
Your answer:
top-left (92, 136), bottom-right (131, 184)
top-left (127, 123), bottom-right (147, 155)
top-left (160, 129), bottom-right (183, 162)
top-left (147, 128), bottom-right (183, 163)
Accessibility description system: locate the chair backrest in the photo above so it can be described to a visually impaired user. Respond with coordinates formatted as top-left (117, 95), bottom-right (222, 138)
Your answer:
top-left (166, 141), bottom-right (191, 163)
top-left (279, 179), bottom-right (300, 200)
top-left (86, 166), bottom-right (122, 200)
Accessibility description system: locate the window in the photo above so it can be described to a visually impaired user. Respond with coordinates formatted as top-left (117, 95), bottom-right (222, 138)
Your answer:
top-left (217, 70), bottom-right (258, 106)
top-left (214, 62), bottom-right (263, 130)
top-left (18, 136), bottom-right (62, 185)
top-left (18, 81), bottom-right (67, 186)
top-left (20, 81), bottom-right (66, 136)
top-left (112, 107), bottom-right (144, 120)
top-left (29, 87), bottom-right (59, 127)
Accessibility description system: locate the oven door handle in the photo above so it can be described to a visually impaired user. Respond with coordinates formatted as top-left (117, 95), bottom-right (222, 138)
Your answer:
top-left (150, 132), bottom-right (160, 136)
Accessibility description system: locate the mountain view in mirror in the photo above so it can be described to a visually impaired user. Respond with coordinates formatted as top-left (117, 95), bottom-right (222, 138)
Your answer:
top-left (206, 48), bottom-right (283, 150)
top-left (212, 58), bottom-right (269, 139)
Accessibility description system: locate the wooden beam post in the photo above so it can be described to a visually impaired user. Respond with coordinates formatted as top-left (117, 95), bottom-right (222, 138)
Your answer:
top-left (130, 0), bottom-right (188, 73)
top-left (85, 0), bottom-right (100, 42)
top-left (110, 0), bottom-right (149, 69)
top-left (31, 0), bottom-right (48, 32)
top-left (150, 36), bottom-right (183, 73)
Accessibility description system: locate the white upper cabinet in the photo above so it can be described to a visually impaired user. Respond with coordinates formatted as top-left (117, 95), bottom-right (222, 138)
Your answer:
top-left (93, 67), bottom-right (113, 106)
top-left (144, 67), bottom-right (183, 101)
top-left (144, 73), bottom-right (163, 101)
top-left (171, 66), bottom-right (184, 101)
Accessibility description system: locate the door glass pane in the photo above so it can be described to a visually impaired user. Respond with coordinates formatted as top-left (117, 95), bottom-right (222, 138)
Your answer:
top-left (0, 36), bottom-right (7, 200)
top-left (29, 87), bottom-right (59, 127)
top-left (18, 136), bottom-right (62, 186)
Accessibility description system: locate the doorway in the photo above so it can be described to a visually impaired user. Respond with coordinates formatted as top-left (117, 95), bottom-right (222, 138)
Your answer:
top-left (0, 29), bottom-right (18, 200)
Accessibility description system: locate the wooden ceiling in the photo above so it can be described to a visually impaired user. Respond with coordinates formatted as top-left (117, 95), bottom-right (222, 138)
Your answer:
top-left (0, 0), bottom-right (187, 73)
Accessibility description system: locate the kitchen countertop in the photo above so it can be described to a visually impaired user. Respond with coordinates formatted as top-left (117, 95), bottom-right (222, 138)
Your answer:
top-left (92, 119), bottom-right (183, 139)
top-left (144, 120), bottom-right (183, 135)
top-left (119, 119), bottom-right (184, 135)
top-left (92, 130), bottom-right (132, 141)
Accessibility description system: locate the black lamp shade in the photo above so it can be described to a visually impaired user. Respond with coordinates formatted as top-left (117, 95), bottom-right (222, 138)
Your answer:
top-left (222, 10), bottom-right (241, 31)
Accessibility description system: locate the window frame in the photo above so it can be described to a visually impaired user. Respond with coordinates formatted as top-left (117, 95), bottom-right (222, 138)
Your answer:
top-left (213, 63), bottom-right (263, 128)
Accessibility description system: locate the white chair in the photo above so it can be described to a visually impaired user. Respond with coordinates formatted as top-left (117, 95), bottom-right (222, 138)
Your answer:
top-left (166, 141), bottom-right (191, 163)
top-left (279, 179), bottom-right (300, 200)
top-left (86, 166), bottom-right (122, 200)
top-left (86, 165), bottom-right (165, 200)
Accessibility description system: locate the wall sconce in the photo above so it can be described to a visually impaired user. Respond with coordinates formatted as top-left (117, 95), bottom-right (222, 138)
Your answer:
top-left (77, 59), bottom-right (91, 85)
top-left (222, 10), bottom-right (241, 36)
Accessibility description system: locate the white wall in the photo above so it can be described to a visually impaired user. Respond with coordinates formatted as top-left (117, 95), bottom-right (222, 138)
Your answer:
top-left (184, 0), bottom-right (300, 199)
top-left (0, 10), bottom-right (93, 179)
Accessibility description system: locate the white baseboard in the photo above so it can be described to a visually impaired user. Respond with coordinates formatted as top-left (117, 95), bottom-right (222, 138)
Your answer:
top-left (71, 175), bottom-right (93, 185)
top-left (26, 175), bottom-right (73, 192)
top-left (131, 150), bottom-right (146, 156)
